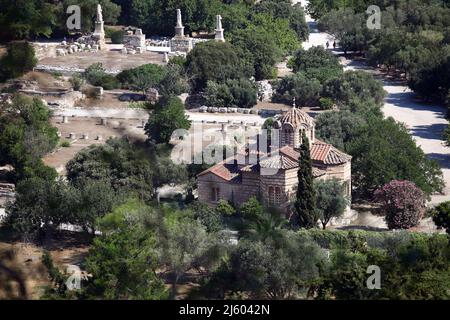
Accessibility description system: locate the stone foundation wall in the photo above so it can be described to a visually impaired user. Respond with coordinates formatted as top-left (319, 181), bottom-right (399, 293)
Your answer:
top-left (170, 37), bottom-right (193, 53)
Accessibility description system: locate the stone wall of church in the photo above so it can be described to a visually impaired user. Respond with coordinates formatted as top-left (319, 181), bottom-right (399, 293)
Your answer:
top-left (315, 162), bottom-right (352, 196)
top-left (197, 173), bottom-right (237, 205)
top-left (236, 172), bottom-right (261, 205)
top-left (197, 172), bottom-right (260, 207)
top-left (260, 170), bottom-right (289, 208)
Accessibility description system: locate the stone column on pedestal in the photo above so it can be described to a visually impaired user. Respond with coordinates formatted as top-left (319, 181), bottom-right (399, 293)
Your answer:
top-left (175, 9), bottom-right (185, 38)
top-left (93, 4), bottom-right (106, 50)
top-left (215, 15), bottom-right (225, 42)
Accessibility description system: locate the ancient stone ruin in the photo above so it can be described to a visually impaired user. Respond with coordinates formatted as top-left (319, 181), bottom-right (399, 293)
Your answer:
top-left (215, 15), bottom-right (225, 42)
top-left (168, 9), bottom-right (224, 55)
top-left (122, 27), bottom-right (146, 54)
top-left (56, 4), bottom-right (106, 56)
top-left (169, 9), bottom-right (194, 54)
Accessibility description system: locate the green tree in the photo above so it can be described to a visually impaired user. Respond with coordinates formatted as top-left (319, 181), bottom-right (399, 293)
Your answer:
top-left (241, 209), bottom-right (288, 244)
top-left (289, 46), bottom-right (343, 83)
top-left (66, 138), bottom-right (155, 201)
top-left (315, 179), bottom-right (348, 229)
top-left (161, 219), bottom-right (215, 299)
top-left (117, 63), bottom-right (165, 92)
top-left (323, 71), bottom-right (386, 107)
top-left (273, 73), bottom-right (322, 107)
top-left (205, 79), bottom-right (257, 108)
top-left (348, 117), bottom-right (444, 198)
top-left (315, 110), bottom-right (367, 151)
top-left (229, 24), bottom-right (279, 80)
top-left (82, 201), bottom-right (168, 300)
top-left (0, 94), bottom-right (59, 182)
top-left (0, 42), bottom-right (37, 81)
top-left (294, 134), bottom-right (318, 229)
top-left (186, 41), bottom-right (251, 90)
top-left (204, 236), bottom-right (326, 299)
top-left (186, 202), bottom-right (223, 233)
top-left (72, 178), bottom-right (118, 234)
top-left (5, 178), bottom-right (74, 237)
top-left (0, 0), bottom-right (57, 41)
top-left (145, 96), bottom-right (191, 144)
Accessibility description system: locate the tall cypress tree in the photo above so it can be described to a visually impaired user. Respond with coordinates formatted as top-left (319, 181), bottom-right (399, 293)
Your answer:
top-left (294, 133), bottom-right (318, 228)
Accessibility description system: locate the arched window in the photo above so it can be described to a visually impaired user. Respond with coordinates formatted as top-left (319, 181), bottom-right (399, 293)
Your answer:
top-left (211, 187), bottom-right (220, 202)
top-left (283, 126), bottom-right (293, 146)
top-left (275, 187), bottom-right (281, 205)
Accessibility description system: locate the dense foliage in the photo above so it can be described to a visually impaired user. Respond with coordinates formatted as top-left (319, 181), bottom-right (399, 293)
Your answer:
top-left (0, 42), bottom-right (37, 82)
top-left (205, 79), bottom-right (257, 108)
top-left (0, 95), bottom-right (59, 182)
top-left (312, 0), bottom-right (450, 102)
top-left (145, 96), bottom-right (192, 144)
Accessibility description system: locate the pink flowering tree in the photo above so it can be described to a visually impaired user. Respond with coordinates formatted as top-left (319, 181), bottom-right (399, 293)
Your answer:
top-left (374, 180), bottom-right (426, 230)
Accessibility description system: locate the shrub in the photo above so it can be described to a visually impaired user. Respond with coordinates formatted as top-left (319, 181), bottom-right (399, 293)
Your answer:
top-left (60, 140), bottom-right (71, 148)
top-left (110, 30), bottom-right (124, 44)
top-left (432, 201), bottom-right (450, 235)
top-left (216, 200), bottom-right (236, 217)
top-left (117, 64), bottom-right (165, 93)
top-left (374, 180), bottom-right (426, 230)
top-left (70, 74), bottom-right (85, 91)
top-left (319, 97), bottom-right (334, 110)
top-left (83, 63), bottom-right (119, 90)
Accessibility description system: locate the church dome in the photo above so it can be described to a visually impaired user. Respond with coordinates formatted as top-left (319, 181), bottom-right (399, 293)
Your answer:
top-left (279, 107), bottom-right (314, 128)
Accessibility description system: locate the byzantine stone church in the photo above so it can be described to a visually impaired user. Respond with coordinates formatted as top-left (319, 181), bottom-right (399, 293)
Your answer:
top-left (197, 106), bottom-right (352, 212)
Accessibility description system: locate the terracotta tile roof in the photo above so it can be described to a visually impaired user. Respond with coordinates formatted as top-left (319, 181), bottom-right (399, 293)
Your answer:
top-left (279, 107), bottom-right (314, 128)
top-left (197, 141), bottom-right (351, 182)
top-left (278, 145), bottom-right (299, 159)
top-left (311, 142), bottom-right (331, 162)
top-left (312, 140), bottom-right (352, 165)
top-left (259, 154), bottom-right (298, 170)
top-left (197, 160), bottom-right (241, 182)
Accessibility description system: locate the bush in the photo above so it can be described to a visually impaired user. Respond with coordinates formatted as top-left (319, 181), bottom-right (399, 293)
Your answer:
top-left (432, 201), bottom-right (450, 235)
top-left (0, 42), bottom-right (37, 81)
top-left (83, 63), bottom-right (119, 90)
top-left (216, 200), bottom-right (236, 217)
top-left (117, 64), bottom-right (165, 90)
top-left (319, 97), bottom-right (334, 110)
top-left (60, 140), bottom-right (71, 148)
top-left (110, 30), bottom-right (124, 44)
top-left (69, 74), bottom-right (85, 91)
top-left (374, 180), bottom-right (426, 230)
